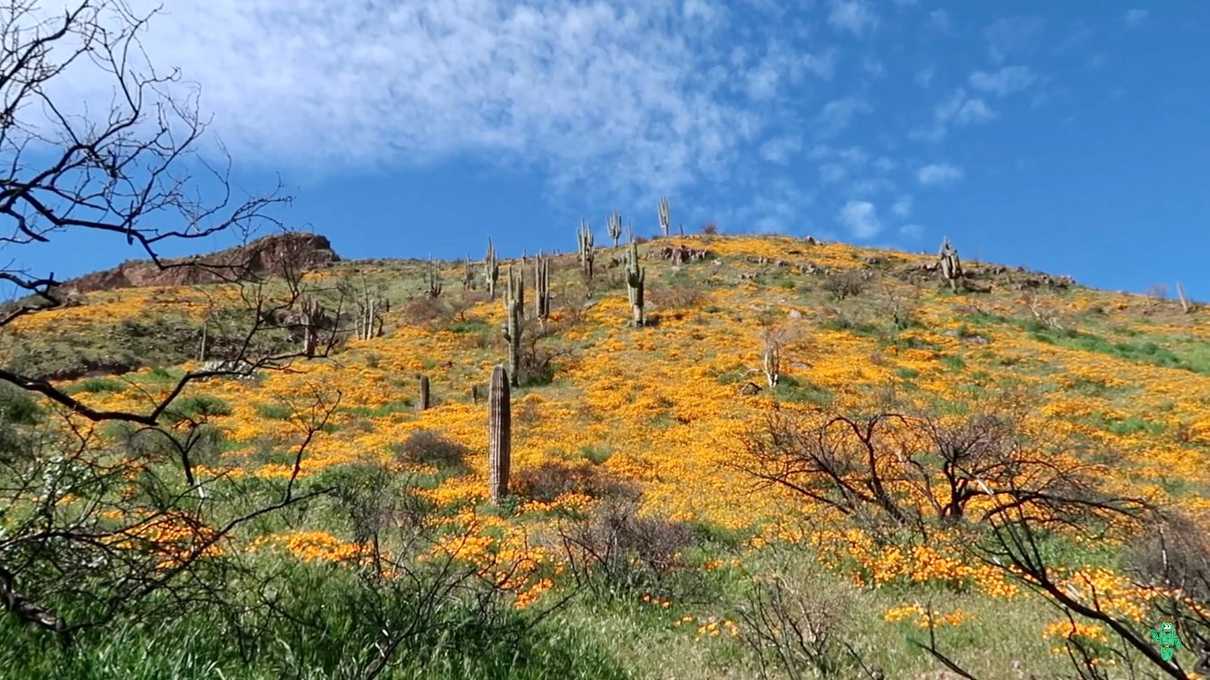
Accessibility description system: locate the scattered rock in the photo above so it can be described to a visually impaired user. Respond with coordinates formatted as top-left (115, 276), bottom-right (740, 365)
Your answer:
top-left (738, 382), bottom-right (762, 396)
top-left (788, 309), bottom-right (803, 319)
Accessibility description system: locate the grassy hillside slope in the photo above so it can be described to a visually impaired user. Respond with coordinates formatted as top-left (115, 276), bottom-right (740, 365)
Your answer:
top-left (2, 234), bottom-right (1207, 678)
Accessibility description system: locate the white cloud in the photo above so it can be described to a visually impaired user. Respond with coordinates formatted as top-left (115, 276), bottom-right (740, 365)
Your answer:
top-left (917, 163), bottom-right (964, 186)
top-left (816, 97), bottom-right (873, 137)
top-left (1123, 9), bottom-right (1149, 27)
top-left (759, 135), bottom-right (803, 164)
top-left (969, 66), bottom-right (1036, 96)
top-left (820, 164), bottom-right (848, 183)
top-left (892, 195), bottom-right (913, 217)
top-left (745, 41), bottom-right (836, 100)
top-left (899, 223), bottom-right (924, 238)
top-left (828, 0), bottom-right (878, 36)
top-left (838, 200), bottom-right (881, 239)
top-left (43, 0), bottom-right (787, 201)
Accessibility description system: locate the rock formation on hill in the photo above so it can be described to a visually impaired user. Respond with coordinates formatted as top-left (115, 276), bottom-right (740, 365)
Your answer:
top-left (59, 232), bottom-right (340, 294)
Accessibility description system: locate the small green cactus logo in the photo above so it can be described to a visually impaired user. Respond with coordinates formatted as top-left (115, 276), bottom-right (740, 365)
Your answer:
top-left (1149, 621), bottom-right (1181, 662)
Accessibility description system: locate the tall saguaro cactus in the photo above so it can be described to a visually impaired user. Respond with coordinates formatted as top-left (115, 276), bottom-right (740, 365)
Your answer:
top-left (418, 374), bottom-right (431, 411)
top-left (426, 257), bottom-right (443, 298)
top-left (658, 196), bottom-right (671, 237)
top-left (502, 265), bottom-right (524, 386)
top-left (534, 251), bottom-right (551, 328)
top-left (485, 238), bottom-right (500, 300)
top-left (577, 220), bottom-right (595, 282)
top-left (462, 256), bottom-right (474, 291)
top-left (607, 210), bottom-right (623, 247)
top-left (938, 237), bottom-right (963, 293)
top-left (625, 239), bottom-right (646, 327)
top-left (761, 332), bottom-right (781, 388)
top-left (198, 315), bottom-right (209, 362)
top-left (301, 296), bottom-right (323, 357)
top-left (488, 365), bottom-right (511, 504)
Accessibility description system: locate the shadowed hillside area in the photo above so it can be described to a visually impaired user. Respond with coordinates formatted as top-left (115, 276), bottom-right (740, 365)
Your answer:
top-left (2, 2), bottom-right (1208, 679)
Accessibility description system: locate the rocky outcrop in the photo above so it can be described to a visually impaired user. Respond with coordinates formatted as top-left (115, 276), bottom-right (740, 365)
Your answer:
top-left (59, 233), bottom-right (340, 294)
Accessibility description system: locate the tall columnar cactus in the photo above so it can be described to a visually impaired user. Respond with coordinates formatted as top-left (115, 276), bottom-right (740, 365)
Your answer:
top-left (426, 257), bottom-right (443, 299)
top-left (658, 196), bottom-right (671, 237)
top-left (198, 316), bottom-right (209, 362)
top-left (301, 296), bottom-right (323, 356)
top-left (577, 220), bottom-right (595, 282)
top-left (607, 210), bottom-right (623, 247)
top-left (625, 239), bottom-right (645, 327)
top-left (485, 238), bottom-right (500, 300)
top-left (418, 374), bottom-right (431, 411)
top-left (938, 237), bottom-right (963, 293)
top-left (488, 365), bottom-right (511, 504)
top-left (502, 265), bottom-right (524, 386)
top-left (534, 251), bottom-right (551, 328)
top-left (762, 333), bottom-right (781, 388)
top-left (462, 256), bottom-right (474, 291)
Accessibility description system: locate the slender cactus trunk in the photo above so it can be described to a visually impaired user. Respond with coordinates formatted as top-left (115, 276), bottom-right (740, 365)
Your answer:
top-left (418, 375), bottom-right (430, 411)
top-left (488, 365), bottom-right (511, 504)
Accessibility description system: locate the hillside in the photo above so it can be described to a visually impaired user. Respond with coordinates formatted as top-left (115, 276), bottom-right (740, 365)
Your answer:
top-left (2, 233), bottom-right (1208, 678)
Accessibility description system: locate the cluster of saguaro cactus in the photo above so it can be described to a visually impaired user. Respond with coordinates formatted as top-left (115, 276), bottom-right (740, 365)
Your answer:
top-left (462, 256), bottom-right (474, 291)
top-left (417, 374), bottom-right (430, 411)
top-left (658, 196), bottom-right (671, 237)
top-left (484, 238), bottom-right (500, 300)
top-left (534, 251), bottom-right (551, 328)
top-left (502, 265), bottom-right (524, 386)
top-left (301, 296), bottom-right (325, 356)
top-left (938, 237), bottom-right (963, 292)
top-left (577, 220), bottom-right (595, 282)
top-left (354, 292), bottom-right (383, 341)
top-left (625, 239), bottom-right (645, 327)
top-left (488, 364), bottom-right (511, 504)
top-left (426, 258), bottom-right (443, 298)
top-left (607, 210), bottom-right (623, 247)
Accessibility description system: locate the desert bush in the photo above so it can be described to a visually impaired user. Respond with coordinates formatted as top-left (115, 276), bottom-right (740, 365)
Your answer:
top-left (821, 269), bottom-right (867, 300)
top-left (557, 500), bottom-right (693, 597)
top-left (401, 296), bottom-right (449, 325)
top-left (514, 461), bottom-right (640, 504)
top-left (650, 282), bottom-right (704, 310)
top-left (735, 550), bottom-right (882, 679)
top-left (391, 429), bottom-right (470, 471)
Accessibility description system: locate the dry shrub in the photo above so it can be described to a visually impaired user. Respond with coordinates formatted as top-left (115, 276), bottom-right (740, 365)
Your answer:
top-left (391, 429), bottom-right (469, 469)
top-left (735, 551), bottom-right (881, 678)
top-left (401, 297), bottom-right (448, 325)
top-left (558, 500), bottom-right (693, 596)
top-left (650, 283), bottom-right (704, 310)
top-left (514, 461), bottom-right (639, 503)
top-left (821, 269), bottom-right (867, 300)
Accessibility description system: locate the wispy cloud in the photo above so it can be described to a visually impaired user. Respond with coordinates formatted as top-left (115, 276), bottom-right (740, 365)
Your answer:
top-left (899, 223), bottom-right (924, 238)
top-left (54, 0), bottom-right (817, 202)
top-left (838, 200), bottom-right (881, 238)
top-left (759, 135), bottom-right (803, 164)
top-left (816, 97), bottom-right (873, 138)
top-left (912, 89), bottom-right (996, 141)
top-left (1123, 9), bottom-right (1149, 28)
top-left (927, 10), bottom-right (951, 33)
top-left (917, 163), bottom-right (964, 186)
top-left (969, 66), bottom-right (1037, 96)
top-left (892, 195), bottom-right (913, 217)
top-left (828, 0), bottom-right (878, 36)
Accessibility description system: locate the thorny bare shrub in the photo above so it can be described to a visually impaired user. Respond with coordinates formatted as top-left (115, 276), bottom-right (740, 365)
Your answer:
top-left (821, 269), bottom-right (867, 301)
top-left (736, 548), bottom-right (883, 679)
top-left (556, 500), bottom-right (693, 597)
top-left (391, 429), bottom-right (470, 470)
top-left (513, 461), bottom-right (640, 503)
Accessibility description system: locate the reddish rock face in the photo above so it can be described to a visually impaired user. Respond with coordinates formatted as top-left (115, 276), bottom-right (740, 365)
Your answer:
top-left (60, 233), bottom-right (340, 294)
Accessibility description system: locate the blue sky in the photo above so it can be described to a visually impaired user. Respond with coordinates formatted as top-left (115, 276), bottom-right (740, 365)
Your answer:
top-left (11, 1), bottom-right (1210, 300)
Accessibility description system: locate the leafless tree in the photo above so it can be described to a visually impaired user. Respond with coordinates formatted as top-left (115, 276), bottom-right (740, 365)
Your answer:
top-left (0, 1), bottom-right (339, 642)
